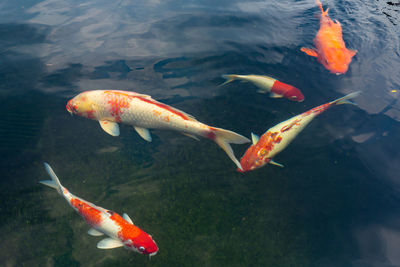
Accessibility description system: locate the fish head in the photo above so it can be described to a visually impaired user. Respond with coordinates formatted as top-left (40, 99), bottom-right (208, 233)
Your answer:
top-left (283, 86), bottom-right (305, 102)
top-left (128, 232), bottom-right (158, 256)
top-left (320, 48), bottom-right (356, 75)
top-left (66, 91), bottom-right (97, 119)
top-left (238, 144), bottom-right (271, 172)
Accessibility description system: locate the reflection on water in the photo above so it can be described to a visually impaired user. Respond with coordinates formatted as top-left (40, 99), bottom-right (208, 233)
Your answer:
top-left (1, 0), bottom-right (400, 266)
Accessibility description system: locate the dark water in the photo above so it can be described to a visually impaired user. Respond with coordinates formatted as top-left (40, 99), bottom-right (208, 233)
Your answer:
top-left (1, 0), bottom-right (400, 266)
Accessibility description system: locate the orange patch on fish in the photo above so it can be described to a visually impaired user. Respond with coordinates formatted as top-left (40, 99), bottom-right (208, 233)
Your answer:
top-left (70, 198), bottom-right (103, 226)
top-left (239, 131), bottom-right (282, 172)
top-left (106, 211), bottom-right (141, 240)
top-left (104, 91), bottom-right (130, 122)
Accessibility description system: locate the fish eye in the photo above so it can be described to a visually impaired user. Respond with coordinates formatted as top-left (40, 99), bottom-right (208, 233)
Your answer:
top-left (139, 246), bottom-right (145, 252)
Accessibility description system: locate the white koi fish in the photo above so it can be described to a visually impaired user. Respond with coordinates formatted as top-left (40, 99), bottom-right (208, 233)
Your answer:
top-left (221, 74), bottom-right (305, 102)
top-left (40, 163), bottom-right (158, 256)
top-left (66, 90), bottom-right (250, 170)
top-left (239, 91), bottom-right (360, 172)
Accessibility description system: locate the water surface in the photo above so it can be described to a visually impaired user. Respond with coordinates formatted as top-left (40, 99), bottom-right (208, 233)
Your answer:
top-left (1, 0), bottom-right (400, 266)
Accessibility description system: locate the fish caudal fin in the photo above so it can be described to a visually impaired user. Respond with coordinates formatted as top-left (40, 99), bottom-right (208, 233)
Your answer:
top-left (39, 163), bottom-right (65, 195)
top-left (211, 127), bottom-right (251, 170)
top-left (329, 91), bottom-right (361, 106)
top-left (316, 0), bottom-right (328, 16)
top-left (220, 75), bottom-right (238, 86)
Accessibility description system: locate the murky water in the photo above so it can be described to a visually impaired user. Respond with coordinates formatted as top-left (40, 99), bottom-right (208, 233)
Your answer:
top-left (1, 0), bottom-right (400, 266)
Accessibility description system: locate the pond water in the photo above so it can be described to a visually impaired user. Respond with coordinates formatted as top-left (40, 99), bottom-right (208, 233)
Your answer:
top-left (1, 0), bottom-right (400, 266)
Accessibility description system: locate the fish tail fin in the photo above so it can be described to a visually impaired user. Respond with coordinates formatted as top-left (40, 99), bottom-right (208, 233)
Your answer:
top-left (210, 127), bottom-right (250, 170)
top-left (330, 91), bottom-right (361, 106)
top-left (316, 0), bottom-right (329, 16)
top-left (219, 75), bottom-right (238, 86)
top-left (39, 163), bottom-right (65, 195)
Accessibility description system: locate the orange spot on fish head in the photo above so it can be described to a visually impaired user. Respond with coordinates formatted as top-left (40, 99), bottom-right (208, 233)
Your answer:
top-left (284, 86), bottom-right (305, 102)
top-left (239, 132), bottom-right (282, 172)
top-left (130, 231), bottom-right (158, 255)
top-left (109, 211), bottom-right (158, 255)
top-left (272, 81), bottom-right (305, 102)
top-left (320, 49), bottom-right (352, 74)
top-left (239, 144), bottom-right (267, 172)
top-left (67, 92), bottom-right (96, 118)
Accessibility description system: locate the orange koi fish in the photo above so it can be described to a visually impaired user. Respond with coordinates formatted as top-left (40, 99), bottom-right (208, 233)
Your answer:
top-left (40, 163), bottom-right (158, 256)
top-left (66, 90), bottom-right (250, 170)
top-left (238, 91), bottom-right (360, 172)
top-left (301, 0), bottom-right (356, 74)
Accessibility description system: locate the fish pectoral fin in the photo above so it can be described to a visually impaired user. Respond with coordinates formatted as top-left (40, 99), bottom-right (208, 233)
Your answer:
top-left (97, 238), bottom-right (124, 249)
top-left (269, 160), bottom-right (284, 168)
top-left (99, 120), bottom-right (120, 136)
top-left (134, 126), bottom-right (152, 142)
top-left (270, 92), bottom-right (283, 98)
top-left (122, 213), bottom-right (134, 225)
top-left (300, 47), bottom-right (318, 57)
top-left (348, 49), bottom-right (357, 58)
top-left (181, 132), bottom-right (200, 141)
top-left (251, 133), bottom-right (260, 145)
top-left (88, 228), bottom-right (104, 236)
top-left (257, 89), bottom-right (268, 94)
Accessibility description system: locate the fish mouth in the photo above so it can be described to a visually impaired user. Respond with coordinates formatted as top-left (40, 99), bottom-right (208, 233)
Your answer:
top-left (149, 251), bottom-right (158, 257)
top-left (66, 103), bottom-right (73, 116)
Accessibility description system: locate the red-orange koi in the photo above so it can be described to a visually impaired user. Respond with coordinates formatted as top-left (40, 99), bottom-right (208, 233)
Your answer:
top-left (301, 0), bottom-right (356, 74)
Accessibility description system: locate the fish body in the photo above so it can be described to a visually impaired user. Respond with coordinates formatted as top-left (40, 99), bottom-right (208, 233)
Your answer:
top-left (239, 92), bottom-right (360, 172)
top-left (301, 0), bottom-right (356, 74)
top-left (40, 163), bottom-right (158, 256)
top-left (221, 74), bottom-right (304, 102)
top-left (66, 90), bottom-right (249, 169)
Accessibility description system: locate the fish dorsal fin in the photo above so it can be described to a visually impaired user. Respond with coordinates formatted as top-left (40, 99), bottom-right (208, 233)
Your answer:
top-left (300, 47), bottom-right (318, 57)
top-left (97, 238), bottom-right (124, 249)
top-left (99, 120), bottom-right (120, 136)
top-left (88, 228), bottom-right (104, 236)
top-left (251, 133), bottom-right (260, 145)
top-left (348, 49), bottom-right (357, 58)
top-left (134, 126), bottom-right (152, 142)
top-left (122, 213), bottom-right (134, 224)
top-left (136, 95), bottom-right (197, 122)
top-left (135, 93), bottom-right (153, 100)
top-left (113, 90), bottom-right (153, 100)
top-left (163, 104), bottom-right (197, 121)
top-left (270, 92), bottom-right (283, 98)
top-left (269, 160), bottom-right (284, 168)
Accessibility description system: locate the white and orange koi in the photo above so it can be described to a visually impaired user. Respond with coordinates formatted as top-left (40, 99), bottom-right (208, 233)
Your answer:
top-left (221, 74), bottom-right (305, 102)
top-left (239, 92), bottom-right (360, 172)
top-left (66, 90), bottom-right (250, 170)
top-left (40, 163), bottom-right (158, 256)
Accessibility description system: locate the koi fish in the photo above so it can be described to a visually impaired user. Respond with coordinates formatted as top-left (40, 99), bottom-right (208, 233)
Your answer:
top-left (39, 163), bottom-right (158, 256)
top-left (66, 90), bottom-right (250, 170)
top-left (300, 0), bottom-right (356, 74)
top-left (238, 91), bottom-right (360, 172)
top-left (221, 74), bottom-right (305, 102)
